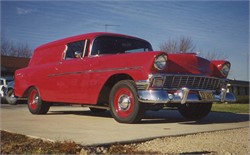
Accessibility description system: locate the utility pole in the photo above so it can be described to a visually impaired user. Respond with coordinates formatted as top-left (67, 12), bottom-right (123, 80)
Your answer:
top-left (104, 24), bottom-right (120, 32)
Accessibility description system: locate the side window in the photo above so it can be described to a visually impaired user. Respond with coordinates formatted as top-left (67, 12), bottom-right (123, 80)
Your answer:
top-left (65, 40), bottom-right (85, 59)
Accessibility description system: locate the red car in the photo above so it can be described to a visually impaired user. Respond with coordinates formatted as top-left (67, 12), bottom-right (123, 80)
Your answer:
top-left (15, 32), bottom-right (235, 123)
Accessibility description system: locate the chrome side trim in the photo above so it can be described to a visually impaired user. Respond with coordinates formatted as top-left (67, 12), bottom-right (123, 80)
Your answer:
top-left (48, 66), bottom-right (142, 77)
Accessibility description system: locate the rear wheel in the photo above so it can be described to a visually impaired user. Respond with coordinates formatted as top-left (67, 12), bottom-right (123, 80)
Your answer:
top-left (178, 103), bottom-right (212, 120)
top-left (109, 80), bottom-right (144, 123)
top-left (27, 87), bottom-right (50, 114)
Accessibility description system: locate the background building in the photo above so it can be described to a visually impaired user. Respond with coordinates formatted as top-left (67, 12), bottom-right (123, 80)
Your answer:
top-left (1, 55), bottom-right (30, 78)
top-left (228, 79), bottom-right (249, 103)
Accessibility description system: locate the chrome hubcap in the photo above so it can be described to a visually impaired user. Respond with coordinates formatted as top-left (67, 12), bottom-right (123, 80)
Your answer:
top-left (33, 96), bottom-right (39, 104)
top-left (118, 95), bottom-right (131, 111)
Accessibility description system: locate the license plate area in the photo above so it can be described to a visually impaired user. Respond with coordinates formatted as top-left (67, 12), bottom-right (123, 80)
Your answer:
top-left (199, 91), bottom-right (214, 101)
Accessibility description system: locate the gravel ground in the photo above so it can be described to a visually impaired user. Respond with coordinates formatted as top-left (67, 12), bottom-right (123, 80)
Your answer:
top-left (133, 127), bottom-right (250, 154)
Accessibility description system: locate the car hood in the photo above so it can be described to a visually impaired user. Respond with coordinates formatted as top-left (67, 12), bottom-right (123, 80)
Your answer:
top-left (166, 53), bottom-right (214, 76)
top-left (90, 51), bottom-right (220, 78)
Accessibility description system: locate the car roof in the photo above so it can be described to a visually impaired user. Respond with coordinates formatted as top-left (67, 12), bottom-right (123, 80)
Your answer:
top-left (35, 32), bottom-right (145, 51)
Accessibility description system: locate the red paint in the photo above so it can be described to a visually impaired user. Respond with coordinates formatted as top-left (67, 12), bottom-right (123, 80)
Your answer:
top-left (15, 32), bottom-right (230, 105)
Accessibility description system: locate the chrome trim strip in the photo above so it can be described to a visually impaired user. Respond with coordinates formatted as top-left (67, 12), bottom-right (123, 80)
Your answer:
top-left (48, 66), bottom-right (142, 77)
top-left (62, 45), bottom-right (68, 60)
top-left (82, 39), bottom-right (88, 58)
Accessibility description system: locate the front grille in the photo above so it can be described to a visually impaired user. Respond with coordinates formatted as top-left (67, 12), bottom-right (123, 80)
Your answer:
top-left (163, 75), bottom-right (225, 90)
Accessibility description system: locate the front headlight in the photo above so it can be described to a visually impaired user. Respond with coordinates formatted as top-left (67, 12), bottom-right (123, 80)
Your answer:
top-left (154, 54), bottom-right (167, 70)
top-left (220, 63), bottom-right (230, 77)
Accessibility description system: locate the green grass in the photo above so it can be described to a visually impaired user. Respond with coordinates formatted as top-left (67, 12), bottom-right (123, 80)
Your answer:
top-left (212, 103), bottom-right (250, 113)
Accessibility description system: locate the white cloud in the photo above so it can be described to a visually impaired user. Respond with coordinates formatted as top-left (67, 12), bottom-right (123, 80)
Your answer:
top-left (16, 7), bottom-right (35, 15)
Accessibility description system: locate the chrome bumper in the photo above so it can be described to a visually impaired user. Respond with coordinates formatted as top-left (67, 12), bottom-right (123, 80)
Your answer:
top-left (137, 88), bottom-right (236, 104)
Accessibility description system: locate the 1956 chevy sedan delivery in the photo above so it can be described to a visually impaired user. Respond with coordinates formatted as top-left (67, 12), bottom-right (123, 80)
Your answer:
top-left (15, 32), bottom-right (236, 123)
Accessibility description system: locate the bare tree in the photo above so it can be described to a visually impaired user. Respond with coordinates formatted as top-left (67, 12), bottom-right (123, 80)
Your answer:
top-left (159, 36), bottom-right (228, 61)
top-left (1, 36), bottom-right (32, 58)
top-left (202, 51), bottom-right (228, 60)
top-left (159, 36), bottom-right (196, 53)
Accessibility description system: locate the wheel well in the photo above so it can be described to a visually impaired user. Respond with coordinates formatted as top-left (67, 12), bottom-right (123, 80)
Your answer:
top-left (22, 86), bottom-right (34, 98)
top-left (97, 74), bottom-right (133, 106)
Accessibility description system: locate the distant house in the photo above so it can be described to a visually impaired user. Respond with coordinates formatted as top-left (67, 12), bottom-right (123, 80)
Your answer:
top-left (228, 79), bottom-right (249, 103)
top-left (1, 55), bottom-right (30, 78)
top-left (228, 80), bottom-right (249, 96)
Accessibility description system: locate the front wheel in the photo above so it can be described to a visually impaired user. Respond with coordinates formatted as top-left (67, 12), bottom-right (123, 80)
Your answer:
top-left (178, 103), bottom-right (212, 120)
top-left (27, 87), bottom-right (50, 114)
top-left (109, 80), bottom-right (144, 123)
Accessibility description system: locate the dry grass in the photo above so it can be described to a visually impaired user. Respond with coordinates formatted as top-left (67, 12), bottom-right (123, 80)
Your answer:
top-left (1, 130), bottom-right (81, 154)
top-left (1, 130), bottom-right (158, 154)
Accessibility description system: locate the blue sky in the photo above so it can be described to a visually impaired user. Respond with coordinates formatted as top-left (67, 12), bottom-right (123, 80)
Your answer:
top-left (1, 1), bottom-right (249, 81)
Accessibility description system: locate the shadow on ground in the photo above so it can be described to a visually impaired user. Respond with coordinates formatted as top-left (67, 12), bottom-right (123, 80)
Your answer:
top-left (48, 108), bottom-right (249, 125)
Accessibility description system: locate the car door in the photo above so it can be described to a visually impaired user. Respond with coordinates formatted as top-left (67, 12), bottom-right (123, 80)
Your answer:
top-left (49, 40), bottom-right (92, 103)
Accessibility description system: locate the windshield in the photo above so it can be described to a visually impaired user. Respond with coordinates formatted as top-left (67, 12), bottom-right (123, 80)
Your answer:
top-left (91, 36), bottom-right (153, 55)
